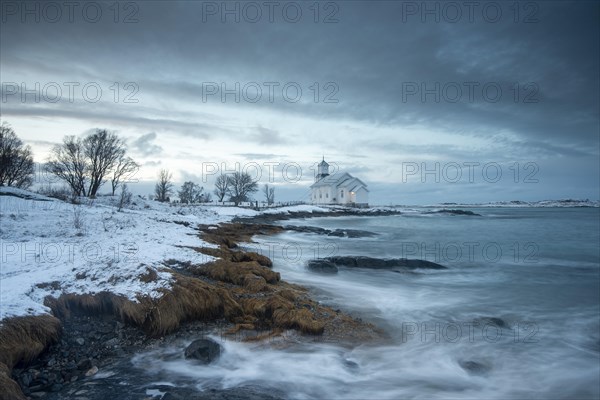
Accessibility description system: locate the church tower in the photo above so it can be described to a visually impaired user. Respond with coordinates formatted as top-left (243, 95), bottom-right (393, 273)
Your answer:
top-left (315, 157), bottom-right (330, 182)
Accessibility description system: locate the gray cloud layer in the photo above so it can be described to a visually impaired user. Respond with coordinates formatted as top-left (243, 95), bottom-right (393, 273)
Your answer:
top-left (1, 1), bottom-right (598, 202)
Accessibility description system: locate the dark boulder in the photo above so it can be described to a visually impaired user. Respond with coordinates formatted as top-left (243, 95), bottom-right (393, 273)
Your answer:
top-left (283, 225), bottom-right (377, 238)
top-left (306, 256), bottom-right (445, 274)
top-left (76, 358), bottom-right (92, 371)
top-left (427, 209), bottom-right (481, 216)
top-left (184, 339), bottom-right (222, 364)
top-left (342, 229), bottom-right (378, 238)
top-left (343, 359), bottom-right (360, 370)
top-left (459, 360), bottom-right (491, 375)
top-left (473, 317), bottom-right (510, 329)
top-left (306, 260), bottom-right (339, 274)
top-left (321, 256), bottom-right (446, 270)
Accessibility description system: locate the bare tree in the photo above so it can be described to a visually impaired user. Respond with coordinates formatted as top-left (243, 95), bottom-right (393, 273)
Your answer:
top-left (111, 156), bottom-right (139, 195)
top-left (263, 184), bottom-right (275, 205)
top-left (178, 181), bottom-right (203, 203)
top-left (84, 129), bottom-right (125, 197)
top-left (46, 136), bottom-right (88, 196)
top-left (155, 169), bottom-right (173, 202)
top-left (117, 184), bottom-right (132, 211)
top-left (228, 171), bottom-right (258, 205)
top-left (213, 173), bottom-right (230, 202)
top-left (0, 123), bottom-right (34, 188)
top-left (47, 130), bottom-right (136, 198)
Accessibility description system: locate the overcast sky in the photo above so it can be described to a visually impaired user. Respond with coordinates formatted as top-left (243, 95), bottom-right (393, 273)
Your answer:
top-left (1, 1), bottom-right (598, 204)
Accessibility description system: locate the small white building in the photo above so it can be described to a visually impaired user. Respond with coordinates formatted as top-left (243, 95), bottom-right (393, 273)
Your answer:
top-left (310, 158), bottom-right (369, 206)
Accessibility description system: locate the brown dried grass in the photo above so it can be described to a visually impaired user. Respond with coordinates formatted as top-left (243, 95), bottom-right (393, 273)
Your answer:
top-left (0, 314), bottom-right (62, 400)
top-left (0, 315), bottom-right (61, 368)
top-left (0, 362), bottom-right (25, 400)
top-left (197, 259), bottom-right (280, 285)
top-left (45, 273), bottom-right (243, 338)
top-left (198, 223), bottom-right (283, 248)
top-left (241, 294), bottom-right (325, 335)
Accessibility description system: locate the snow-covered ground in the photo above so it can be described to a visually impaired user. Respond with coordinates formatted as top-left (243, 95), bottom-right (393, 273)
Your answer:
top-left (0, 187), bottom-right (329, 323)
top-left (8, 185), bottom-right (590, 323)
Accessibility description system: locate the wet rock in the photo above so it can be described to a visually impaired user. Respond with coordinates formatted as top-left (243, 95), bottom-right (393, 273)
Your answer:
top-left (163, 385), bottom-right (284, 400)
top-left (96, 323), bottom-right (114, 334)
top-left (459, 360), bottom-right (491, 375)
top-left (233, 208), bottom-right (402, 225)
top-left (50, 383), bottom-right (63, 392)
top-left (307, 256), bottom-right (446, 272)
top-left (65, 362), bottom-right (77, 372)
top-left (29, 385), bottom-right (44, 393)
top-left (184, 339), bottom-right (222, 364)
top-left (47, 372), bottom-right (57, 383)
top-left (426, 209), bottom-right (481, 216)
top-left (77, 358), bottom-right (92, 371)
top-left (473, 317), bottom-right (510, 329)
top-left (342, 229), bottom-right (377, 238)
top-left (283, 225), bottom-right (377, 238)
top-left (343, 359), bottom-right (359, 370)
top-left (84, 366), bottom-right (98, 377)
top-left (75, 337), bottom-right (85, 346)
top-left (306, 260), bottom-right (339, 274)
top-left (21, 373), bottom-right (31, 387)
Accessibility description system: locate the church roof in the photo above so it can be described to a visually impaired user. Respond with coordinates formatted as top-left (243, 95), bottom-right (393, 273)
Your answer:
top-left (310, 172), bottom-right (368, 191)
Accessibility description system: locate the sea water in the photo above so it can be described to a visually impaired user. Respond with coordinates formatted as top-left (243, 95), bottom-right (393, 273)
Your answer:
top-left (132, 207), bottom-right (600, 399)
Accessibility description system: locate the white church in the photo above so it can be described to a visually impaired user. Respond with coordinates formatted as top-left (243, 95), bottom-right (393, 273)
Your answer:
top-left (310, 158), bottom-right (369, 206)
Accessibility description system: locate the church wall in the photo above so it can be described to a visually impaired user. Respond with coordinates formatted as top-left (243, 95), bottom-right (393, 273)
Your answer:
top-left (355, 187), bottom-right (369, 204)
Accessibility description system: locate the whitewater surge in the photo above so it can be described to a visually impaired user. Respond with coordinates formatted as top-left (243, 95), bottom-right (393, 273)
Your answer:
top-left (129, 207), bottom-right (599, 399)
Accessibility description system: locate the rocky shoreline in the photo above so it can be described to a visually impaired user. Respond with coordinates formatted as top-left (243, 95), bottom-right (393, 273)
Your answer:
top-left (4, 211), bottom-right (387, 400)
top-left (11, 315), bottom-right (285, 400)
top-left (232, 207), bottom-right (403, 225)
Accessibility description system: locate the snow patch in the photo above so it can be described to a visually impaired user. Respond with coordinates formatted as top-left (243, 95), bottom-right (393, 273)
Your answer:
top-left (0, 189), bottom-right (245, 321)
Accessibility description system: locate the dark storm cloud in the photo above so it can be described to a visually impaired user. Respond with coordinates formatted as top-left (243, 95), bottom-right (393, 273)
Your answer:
top-left (3, 1), bottom-right (597, 148)
top-left (1, 1), bottom-right (598, 201)
top-left (1, 101), bottom-right (224, 139)
top-left (131, 132), bottom-right (163, 157)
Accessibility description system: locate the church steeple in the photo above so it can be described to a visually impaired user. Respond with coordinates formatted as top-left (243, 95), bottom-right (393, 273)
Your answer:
top-left (316, 157), bottom-right (330, 181)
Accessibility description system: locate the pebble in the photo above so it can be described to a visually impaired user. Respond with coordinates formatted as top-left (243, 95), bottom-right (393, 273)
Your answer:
top-left (21, 373), bottom-right (31, 387)
top-left (51, 383), bottom-right (64, 392)
top-left (85, 366), bottom-right (98, 377)
top-left (77, 358), bottom-right (92, 371)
